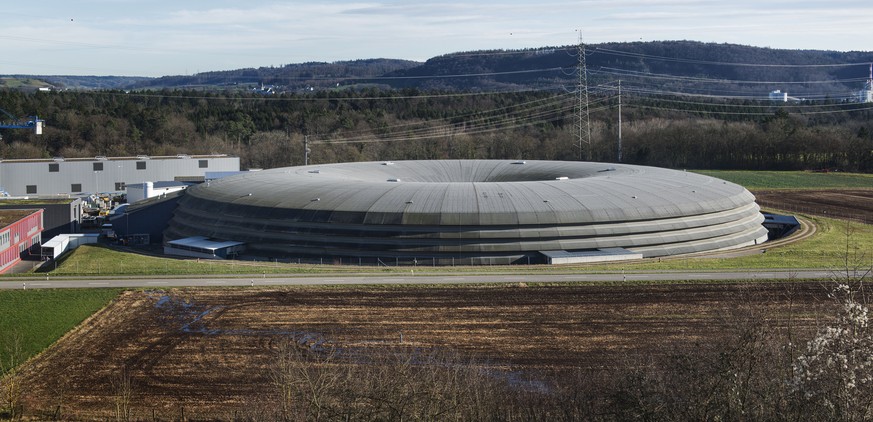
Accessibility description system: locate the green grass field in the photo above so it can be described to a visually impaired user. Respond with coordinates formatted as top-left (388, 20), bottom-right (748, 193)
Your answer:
top-left (693, 170), bottom-right (873, 190)
top-left (39, 244), bottom-right (382, 276)
top-left (20, 214), bottom-right (872, 276)
top-left (0, 289), bottom-right (120, 371)
top-left (596, 215), bottom-right (873, 271)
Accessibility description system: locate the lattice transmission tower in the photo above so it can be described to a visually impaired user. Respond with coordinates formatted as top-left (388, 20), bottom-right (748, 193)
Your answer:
top-left (574, 31), bottom-right (592, 161)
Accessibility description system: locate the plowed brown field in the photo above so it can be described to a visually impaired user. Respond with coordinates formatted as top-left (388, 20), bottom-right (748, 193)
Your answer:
top-left (754, 189), bottom-right (873, 223)
top-left (16, 283), bottom-right (834, 420)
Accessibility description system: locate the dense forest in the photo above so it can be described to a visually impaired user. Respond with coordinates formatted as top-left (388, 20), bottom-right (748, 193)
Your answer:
top-left (1, 86), bottom-right (872, 172)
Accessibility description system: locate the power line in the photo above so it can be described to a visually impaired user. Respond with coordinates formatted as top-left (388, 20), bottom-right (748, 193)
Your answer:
top-left (623, 98), bottom-right (873, 117)
top-left (328, 93), bottom-right (576, 140)
top-left (320, 98), bottom-right (578, 144)
top-left (592, 67), bottom-right (870, 85)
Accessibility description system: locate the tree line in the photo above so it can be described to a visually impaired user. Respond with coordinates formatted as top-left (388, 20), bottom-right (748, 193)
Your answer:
top-left (0, 88), bottom-right (871, 172)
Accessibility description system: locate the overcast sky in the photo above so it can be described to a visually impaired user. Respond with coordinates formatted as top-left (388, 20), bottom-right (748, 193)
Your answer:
top-left (1, 1), bottom-right (871, 77)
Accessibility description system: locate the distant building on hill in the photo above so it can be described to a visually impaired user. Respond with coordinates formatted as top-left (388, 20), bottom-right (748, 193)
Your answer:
top-left (769, 90), bottom-right (788, 102)
top-left (859, 64), bottom-right (873, 103)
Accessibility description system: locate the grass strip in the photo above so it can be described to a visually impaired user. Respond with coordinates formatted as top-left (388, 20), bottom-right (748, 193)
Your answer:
top-left (0, 288), bottom-right (121, 370)
top-left (15, 215), bottom-right (870, 276)
top-left (693, 170), bottom-right (873, 190)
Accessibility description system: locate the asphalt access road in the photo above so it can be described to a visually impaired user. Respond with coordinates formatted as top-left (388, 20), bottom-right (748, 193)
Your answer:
top-left (0, 270), bottom-right (849, 289)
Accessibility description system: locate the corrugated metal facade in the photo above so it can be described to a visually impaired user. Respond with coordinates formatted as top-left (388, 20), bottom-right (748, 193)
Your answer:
top-left (166, 160), bottom-right (769, 265)
top-left (0, 155), bottom-right (239, 196)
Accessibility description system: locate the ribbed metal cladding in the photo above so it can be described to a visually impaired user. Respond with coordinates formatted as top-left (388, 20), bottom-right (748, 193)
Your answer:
top-left (164, 160), bottom-right (769, 264)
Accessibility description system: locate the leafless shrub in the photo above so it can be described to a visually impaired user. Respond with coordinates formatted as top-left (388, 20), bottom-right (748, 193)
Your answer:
top-left (269, 339), bottom-right (341, 421)
top-left (0, 332), bottom-right (24, 420)
top-left (604, 287), bottom-right (796, 420)
top-left (112, 367), bottom-right (135, 422)
top-left (267, 336), bottom-right (521, 421)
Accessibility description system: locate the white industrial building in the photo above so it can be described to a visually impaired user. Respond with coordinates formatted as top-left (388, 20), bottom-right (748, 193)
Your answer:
top-left (858, 64), bottom-right (873, 103)
top-left (859, 83), bottom-right (873, 103)
top-left (769, 90), bottom-right (788, 102)
top-left (126, 181), bottom-right (189, 203)
top-left (0, 154), bottom-right (239, 197)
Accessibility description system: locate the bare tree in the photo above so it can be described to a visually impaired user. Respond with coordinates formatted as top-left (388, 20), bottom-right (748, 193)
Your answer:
top-left (269, 338), bottom-right (340, 421)
top-left (112, 366), bottom-right (135, 422)
top-left (836, 220), bottom-right (872, 287)
top-left (0, 331), bottom-right (24, 420)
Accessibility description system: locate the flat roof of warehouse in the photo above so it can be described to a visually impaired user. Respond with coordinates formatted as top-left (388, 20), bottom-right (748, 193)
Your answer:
top-left (0, 209), bottom-right (40, 227)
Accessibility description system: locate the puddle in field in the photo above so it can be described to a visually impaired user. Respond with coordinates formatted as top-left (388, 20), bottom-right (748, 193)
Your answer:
top-left (142, 290), bottom-right (546, 392)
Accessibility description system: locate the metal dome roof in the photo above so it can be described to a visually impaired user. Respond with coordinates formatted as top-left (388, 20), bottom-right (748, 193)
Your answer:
top-left (166, 160), bottom-right (767, 264)
top-left (189, 160), bottom-right (753, 225)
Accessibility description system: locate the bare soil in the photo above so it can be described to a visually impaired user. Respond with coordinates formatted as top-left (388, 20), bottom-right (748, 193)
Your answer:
top-left (16, 283), bottom-right (835, 420)
top-left (754, 189), bottom-right (873, 223)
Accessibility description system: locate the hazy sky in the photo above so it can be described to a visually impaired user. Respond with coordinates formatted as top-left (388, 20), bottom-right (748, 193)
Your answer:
top-left (2, 1), bottom-right (871, 77)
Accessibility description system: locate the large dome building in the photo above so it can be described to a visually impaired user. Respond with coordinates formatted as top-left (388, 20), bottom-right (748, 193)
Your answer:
top-left (164, 160), bottom-right (768, 265)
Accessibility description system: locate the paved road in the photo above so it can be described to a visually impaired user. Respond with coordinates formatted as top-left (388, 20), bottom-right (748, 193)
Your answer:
top-left (0, 270), bottom-right (847, 289)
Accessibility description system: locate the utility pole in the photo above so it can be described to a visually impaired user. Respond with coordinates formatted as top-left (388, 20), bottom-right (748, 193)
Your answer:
top-left (617, 80), bottom-right (622, 163)
top-left (575, 30), bottom-right (592, 161)
top-left (304, 135), bottom-right (310, 166)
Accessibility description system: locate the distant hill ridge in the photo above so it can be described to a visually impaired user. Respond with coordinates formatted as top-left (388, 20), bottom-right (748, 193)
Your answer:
top-left (5, 41), bottom-right (873, 97)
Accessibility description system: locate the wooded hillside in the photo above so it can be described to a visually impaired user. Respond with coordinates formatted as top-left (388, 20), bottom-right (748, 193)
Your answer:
top-left (1, 87), bottom-right (871, 172)
top-left (2, 41), bottom-right (873, 172)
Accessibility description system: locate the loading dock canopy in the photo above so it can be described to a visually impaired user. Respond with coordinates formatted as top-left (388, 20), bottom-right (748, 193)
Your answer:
top-left (164, 236), bottom-right (246, 259)
top-left (762, 213), bottom-right (800, 240)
